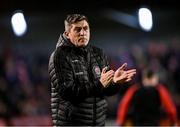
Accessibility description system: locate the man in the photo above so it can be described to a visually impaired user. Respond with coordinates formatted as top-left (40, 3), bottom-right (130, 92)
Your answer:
top-left (116, 68), bottom-right (178, 126)
top-left (48, 14), bottom-right (136, 126)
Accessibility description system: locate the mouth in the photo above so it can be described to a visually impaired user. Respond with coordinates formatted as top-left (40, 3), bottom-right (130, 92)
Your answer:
top-left (79, 38), bottom-right (87, 42)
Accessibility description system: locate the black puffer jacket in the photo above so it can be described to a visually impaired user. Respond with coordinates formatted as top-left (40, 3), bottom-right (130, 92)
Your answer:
top-left (48, 34), bottom-right (121, 126)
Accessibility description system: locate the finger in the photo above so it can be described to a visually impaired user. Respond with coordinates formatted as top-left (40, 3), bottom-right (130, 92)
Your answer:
top-left (127, 72), bottom-right (136, 78)
top-left (106, 73), bottom-right (114, 80)
top-left (127, 73), bottom-right (136, 79)
top-left (106, 70), bottom-right (114, 75)
top-left (127, 72), bottom-right (136, 77)
top-left (119, 63), bottom-right (127, 70)
top-left (125, 78), bottom-right (132, 82)
top-left (126, 69), bottom-right (136, 74)
top-left (107, 76), bottom-right (113, 83)
top-left (102, 67), bottom-right (107, 74)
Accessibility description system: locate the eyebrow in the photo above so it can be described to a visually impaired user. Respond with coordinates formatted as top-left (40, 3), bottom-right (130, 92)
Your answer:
top-left (73, 26), bottom-right (89, 32)
top-left (74, 26), bottom-right (88, 29)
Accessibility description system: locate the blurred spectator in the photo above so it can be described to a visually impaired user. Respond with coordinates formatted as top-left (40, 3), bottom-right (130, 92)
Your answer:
top-left (116, 68), bottom-right (178, 126)
top-left (0, 47), bottom-right (51, 125)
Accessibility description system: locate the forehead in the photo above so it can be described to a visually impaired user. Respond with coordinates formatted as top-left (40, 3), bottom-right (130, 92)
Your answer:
top-left (71, 20), bottom-right (89, 28)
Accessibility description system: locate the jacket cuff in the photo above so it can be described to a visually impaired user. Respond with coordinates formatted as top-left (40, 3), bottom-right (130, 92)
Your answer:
top-left (96, 80), bottom-right (104, 89)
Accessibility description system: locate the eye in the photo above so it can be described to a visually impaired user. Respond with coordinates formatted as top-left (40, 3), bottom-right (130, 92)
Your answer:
top-left (83, 26), bottom-right (88, 31)
top-left (74, 27), bottom-right (81, 32)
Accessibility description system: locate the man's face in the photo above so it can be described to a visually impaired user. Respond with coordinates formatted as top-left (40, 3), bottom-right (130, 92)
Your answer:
top-left (66, 20), bottom-right (90, 47)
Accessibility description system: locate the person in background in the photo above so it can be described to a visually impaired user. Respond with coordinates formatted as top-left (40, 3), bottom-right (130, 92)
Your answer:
top-left (48, 14), bottom-right (136, 126)
top-left (116, 68), bottom-right (178, 126)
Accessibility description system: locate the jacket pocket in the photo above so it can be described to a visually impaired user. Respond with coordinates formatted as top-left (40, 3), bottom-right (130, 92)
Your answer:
top-left (64, 102), bottom-right (76, 121)
top-left (59, 101), bottom-right (76, 121)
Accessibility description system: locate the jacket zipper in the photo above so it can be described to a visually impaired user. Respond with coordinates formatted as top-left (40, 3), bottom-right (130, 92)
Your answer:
top-left (85, 49), bottom-right (97, 125)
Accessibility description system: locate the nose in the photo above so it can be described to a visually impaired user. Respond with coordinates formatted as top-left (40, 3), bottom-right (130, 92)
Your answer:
top-left (80, 29), bottom-right (85, 36)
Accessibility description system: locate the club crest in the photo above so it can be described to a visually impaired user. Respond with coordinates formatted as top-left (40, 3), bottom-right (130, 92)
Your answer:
top-left (93, 66), bottom-right (101, 78)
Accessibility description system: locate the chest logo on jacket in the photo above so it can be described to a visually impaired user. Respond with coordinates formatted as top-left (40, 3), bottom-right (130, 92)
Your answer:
top-left (93, 66), bottom-right (101, 78)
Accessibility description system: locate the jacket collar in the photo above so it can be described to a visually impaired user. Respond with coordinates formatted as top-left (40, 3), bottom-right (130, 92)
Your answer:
top-left (56, 34), bottom-right (89, 53)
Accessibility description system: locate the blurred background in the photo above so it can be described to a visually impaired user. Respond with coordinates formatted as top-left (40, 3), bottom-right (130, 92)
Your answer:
top-left (0, 0), bottom-right (180, 126)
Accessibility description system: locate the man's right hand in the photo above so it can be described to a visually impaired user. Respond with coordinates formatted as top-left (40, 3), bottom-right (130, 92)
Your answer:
top-left (100, 67), bottom-right (114, 88)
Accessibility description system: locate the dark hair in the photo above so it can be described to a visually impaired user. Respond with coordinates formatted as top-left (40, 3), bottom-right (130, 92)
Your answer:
top-left (142, 68), bottom-right (157, 79)
top-left (64, 14), bottom-right (89, 31)
top-left (65, 14), bottom-right (88, 24)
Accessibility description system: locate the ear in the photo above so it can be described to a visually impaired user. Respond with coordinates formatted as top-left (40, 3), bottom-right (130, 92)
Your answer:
top-left (64, 31), bottom-right (70, 39)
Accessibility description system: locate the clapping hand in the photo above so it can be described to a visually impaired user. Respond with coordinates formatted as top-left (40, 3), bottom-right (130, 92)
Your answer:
top-left (113, 63), bottom-right (136, 84)
top-left (100, 67), bottom-right (114, 88)
top-left (100, 63), bottom-right (136, 87)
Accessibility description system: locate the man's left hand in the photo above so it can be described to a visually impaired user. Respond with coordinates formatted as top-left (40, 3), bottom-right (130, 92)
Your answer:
top-left (113, 63), bottom-right (136, 84)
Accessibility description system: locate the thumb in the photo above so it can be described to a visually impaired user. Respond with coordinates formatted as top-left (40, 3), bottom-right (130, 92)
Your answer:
top-left (119, 63), bottom-right (127, 70)
top-left (102, 67), bottom-right (107, 74)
